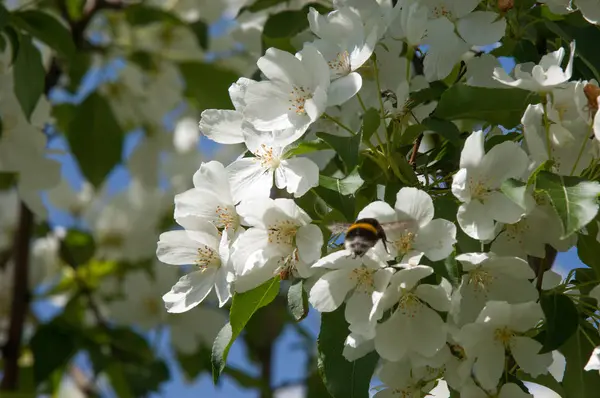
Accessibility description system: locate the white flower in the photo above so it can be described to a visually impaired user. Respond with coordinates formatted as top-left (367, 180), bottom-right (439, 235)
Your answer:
top-left (173, 117), bottom-right (200, 153)
top-left (460, 382), bottom-right (534, 398)
top-left (233, 198), bottom-right (323, 292)
top-left (386, 76), bottom-right (438, 124)
top-left (309, 249), bottom-right (393, 338)
top-left (458, 301), bottom-right (552, 391)
top-left (357, 187), bottom-right (456, 263)
top-left (47, 179), bottom-right (94, 217)
top-left (585, 346), bottom-right (600, 373)
top-left (374, 357), bottom-right (445, 398)
top-left (493, 42), bottom-right (576, 92)
top-left (174, 161), bottom-right (240, 234)
top-left (243, 46), bottom-right (331, 135)
top-left (452, 130), bottom-right (530, 241)
top-left (343, 332), bottom-right (375, 361)
top-left (308, 6), bottom-right (376, 93)
top-left (422, 17), bottom-right (470, 81)
top-left (226, 131), bottom-right (319, 203)
top-left (374, 265), bottom-right (450, 361)
top-left (450, 253), bottom-right (538, 326)
top-left (388, 0), bottom-right (428, 47)
top-left (157, 223), bottom-right (233, 311)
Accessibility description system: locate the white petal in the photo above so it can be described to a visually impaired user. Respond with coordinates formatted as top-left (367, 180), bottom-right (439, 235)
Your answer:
top-left (311, 250), bottom-right (362, 269)
top-left (452, 168), bottom-right (471, 202)
top-left (479, 141), bottom-right (529, 188)
top-left (229, 77), bottom-right (256, 110)
top-left (457, 11), bottom-right (506, 46)
top-left (214, 266), bottom-right (232, 307)
top-left (199, 109), bottom-right (245, 144)
top-left (309, 268), bottom-right (355, 312)
top-left (163, 269), bottom-right (217, 313)
top-left (157, 230), bottom-right (215, 265)
top-left (257, 47), bottom-right (309, 86)
top-left (414, 219), bottom-right (456, 261)
top-left (298, 44), bottom-right (331, 89)
top-left (357, 201), bottom-right (397, 222)
top-left (499, 383), bottom-right (535, 398)
top-left (578, 0), bottom-right (600, 24)
top-left (327, 72), bottom-right (362, 106)
top-left (457, 201), bottom-right (496, 241)
top-left (473, 340), bottom-right (505, 390)
top-left (375, 311), bottom-right (410, 361)
top-left (346, 291), bottom-right (376, 337)
top-left (343, 333), bottom-right (375, 361)
top-left (408, 305), bottom-right (448, 357)
top-left (281, 157), bottom-right (319, 197)
top-left (584, 346), bottom-right (600, 371)
top-left (394, 187), bottom-right (434, 227)
top-left (510, 336), bottom-right (552, 378)
top-left (226, 158), bottom-right (273, 203)
top-left (485, 191), bottom-right (527, 224)
top-left (415, 283), bottom-right (450, 312)
top-left (296, 224), bottom-right (323, 264)
top-left (244, 81), bottom-right (295, 131)
top-left (461, 130), bottom-right (485, 168)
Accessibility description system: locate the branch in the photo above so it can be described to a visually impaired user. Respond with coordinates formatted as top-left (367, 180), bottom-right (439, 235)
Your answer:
top-left (408, 134), bottom-right (424, 170)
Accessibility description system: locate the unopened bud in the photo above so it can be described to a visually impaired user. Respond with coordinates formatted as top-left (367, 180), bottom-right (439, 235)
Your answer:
top-left (498, 0), bottom-right (514, 12)
top-left (584, 83), bottom-right (600, 111)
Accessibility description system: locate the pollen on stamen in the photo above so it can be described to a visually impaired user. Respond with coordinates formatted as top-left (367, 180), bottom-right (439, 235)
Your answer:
top-left (268, 220), bottom-right (299, 245)
top-left (196, 246), bottom-right (218, 269)
top-left (494, 326), bottom-right (515, 347)
top-left (288, 85), bottom-right (312, 115)
top-left (467, 268), bottom-right (495, 294)
top-left (350, 267), bottom-right (376, 293)
top-left (395, 232), bottom-right (415, 254)
top-left (328, 51), bottom-right (351, 77)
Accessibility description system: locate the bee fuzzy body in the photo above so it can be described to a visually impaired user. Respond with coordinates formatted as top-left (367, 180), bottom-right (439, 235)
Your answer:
top-left (342, 218), bottom-right (388, 258)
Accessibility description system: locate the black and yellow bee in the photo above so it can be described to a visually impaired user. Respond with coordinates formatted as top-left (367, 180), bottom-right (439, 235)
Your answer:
top-left (327, 218), bottom-right (413, 258)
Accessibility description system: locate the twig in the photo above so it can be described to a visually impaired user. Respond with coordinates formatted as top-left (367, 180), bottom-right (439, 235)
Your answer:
top-left (408, 134), bottom-right (424, 170)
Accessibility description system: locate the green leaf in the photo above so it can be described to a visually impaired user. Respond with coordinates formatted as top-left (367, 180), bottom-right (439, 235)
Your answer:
top-left (287, 279), bottom-right (309, 322)
top-left (361, 108), bottom-right (380, 143)
top-left (125, 4), bottom-right (182, 25)
top-left (317, 305), bottom-right (379, 398)
top-left (11, 10), bottom-right (76, 59)
top-left (179, 62), bottom-right (239, 112)
top-left (65, 0), bottom-right (85, 20)
top-left (577, 222), bottom-right (600, 276)
top-left (422, 117), bottom-right (460, 145)
top-left (501, 178), bottom-right (533, 210)
top-left (535, 171), bottom-right (600, 238)
top-left (30, 322), bottom-right (78, 384)
top-left (546, 20), bottom-right (600, 81)
top-left (434, 85), bottom-right (538, 128)
top-left (317, 131), bottom-right (362, 172)
top-left (560, 323), bottom-right (600, 398)
top-left (398, 124), bottom-right (426, 146)
top-left (0, 3), bottom-right (9, 31)
top-left (65, 93), bottom-right (124, 187)
top-left (285, 139), bottom-right (330, 157)
top-left (105, 363), bottom-right (135, 398)
top-left (189, 20), bottom-right (209, 50)
top-left (314, 186), bottom-right (356, 221)
top-left (60, 230), bottom-right (96, 267)
top-left (574, 267), bottom-right (599, 296)
top-left (484, 132), bottom-right (522, 152)
top-left (540, 292), bottom-right (579, 353)
top-left (240, 0), bottom-right (293, 13)
top-left (319, 169), bottom-right (364, 196)
top-left (13, 34), bottom-right (44, 121)
top-left (211, 277), bottom-right (280, 383)
top-left (262, 3), bottom-right (330, 51)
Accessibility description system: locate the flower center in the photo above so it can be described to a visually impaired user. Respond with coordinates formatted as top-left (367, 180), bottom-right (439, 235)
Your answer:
top-left (391, 386), bottom-right (416, 397)
top-left (268, 220), bottom-right (299, 245)
top-left (328, 51), bottom-right (351, 78)
top-left (288, 86), bottom-right (312, 115)
top-left (504, 221), bottom-right (528, 243)
top-left (469, 178), bottom-right (491, 201)
top-left (196, 245), bottom-right (219, 269)
top-left (467, 268), bottom-right (495, 293)
top-left (254, 144), bottom-right (281, 169)
top-left (279, 249), bottom-right (300, 280)
top-left (394, 232), bottom-right (415, 254)
top-left (350, 267), bottom-right (376, 292)
top-left (432, 5), bottom-right (452, 19)
top-left (494, 326), bottom-right (515, 346)
top-left (214, 205), bottom-right (237, 229)
top-left (397, 291), bottom-right (421, 317)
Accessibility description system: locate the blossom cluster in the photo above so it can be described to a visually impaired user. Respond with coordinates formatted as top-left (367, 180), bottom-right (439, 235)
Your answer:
top-left (157, 1), bottom-right (600, 397)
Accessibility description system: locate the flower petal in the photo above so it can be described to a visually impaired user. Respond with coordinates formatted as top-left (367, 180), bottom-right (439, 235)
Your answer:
top-left (281, 157), bottom-right (320, 197)
top-left (457, 11), bottom-right (506, 46)
top-left (309, 268), bottom-right (355, 312)
top-left (226, 158), bottom-right (273, 203)
top-left (394, 187), bottom-right (434, 226)
top-left (414, 218), bottom-right (456, 261)
top-left (457, 201), bottom-right (496, 241)
top-left (296, 224), bottom-right (324, 264)
top-left (257, 47), bottom-right (309, 86)
top-left (163, 269), bottom-right (217, 313)
top-left (510, 336), bottom-right (553, 378)
top-left (485, 191), bottom-right (527, 224)
top-left (199, 109), bottom-right (245, 144)
top-left (327, 72), bottom-right (362, 107)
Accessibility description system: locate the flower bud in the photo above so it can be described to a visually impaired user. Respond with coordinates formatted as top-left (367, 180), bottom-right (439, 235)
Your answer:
top-left (498, 0), bottom-right (514, 12)
top-left (584, 83), bottom-right (600, 111)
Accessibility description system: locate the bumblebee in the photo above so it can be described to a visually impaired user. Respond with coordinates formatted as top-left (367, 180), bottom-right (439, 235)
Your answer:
top-left (327, 218), bottom-right (412, 258)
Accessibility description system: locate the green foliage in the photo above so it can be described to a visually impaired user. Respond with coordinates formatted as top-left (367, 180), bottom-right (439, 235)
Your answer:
top-left (577, 221), bottom-right (600, 276)
top-left (211, 277), bottom-right (281, 383)
top-left (59, 230), bottom-right (96, 267)
top-left (11, 10), bottom-right (76, 59)
top-left (179, 62), bottom-right (240, 111)
top-left (539, 292), bottom-right (579, 353)
top-left (501, 178), bottom-right (532, 210)
top-left (535, 171), bottom-right (600, 238)
top-left (13, 33), bottom-right (44, 121)
top-left (287, 279), bottom-right (309, 321)
top-left (361, 108), bottom-right (380, 143)
top-left (317, 305), bottom-right (379, 398)
top-left (434, 85), bottom-right (539, 128)
top-left (30, 320), bottom-right (78, 384)
top-left (560, 323), bottom-right (600, 398)
top-left (317, 131), bottom-right (362, 173)
top-left (64, 93), bottom-right (124, 187)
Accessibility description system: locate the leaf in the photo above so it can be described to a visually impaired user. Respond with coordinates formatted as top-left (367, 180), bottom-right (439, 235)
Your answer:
top-left (30, 322), bottom-right (78, 384)
top-left (0, 3), bottom-right (9, 31)
top-left (240, 0), bottom-right (293, 13)
top-left (574, 267), bottom-right (599, 296)
top-left (484, 132), bottom-right (522, 152)
top-left (314, 186), bottom-right (356, 221)
top-left (319, 168), bottom-right (364, 196)
top-left (65, 0), bottom-right (85, 20)
top-left (262, 3), bottom-right (330, 51)
top-left (501, 178), bottom-right (533, 210)
top-left (287, 279), bottom-right (309, 322)
top-left (211, 277), bottom-right (280, 383)
top-left (317, 131), bottom-right (362, 173)
top-left (577, 222), bottom-right (600, 277)
top-left (176, 347), bottom-right (210, 381)
top-left (560, 323), bottom-right (600, 398)
top-left (65, 94), bottom-right (124, 187)
top-left (59, 229), bottom-right (96, 267)
top-left (285, 139), bottom-right (330, 157)
top-left (361, 108), bottom-right (380, 143)
top-left (125, 4), bottom-right (182, 25)
top-left (422, 117), bottom-right (461, 145)
top-left (11, 10), bottom-right (76, 59)
top-left (189, 20), bottom-right (209, 50)
top-left (434, 85), bottom-right (538, 128)
top-left (539, 292), bottom-right (579, 353)
top-left (535, 171), bottom-right (600, 238)
top-left (317, 305), bottom-right (379, 398)
top-left (398, 124), bottom-right (426, 146)
top-left (178, 62), bottom-right (239, 112)
top-left (13, 34), bottom-right (44, 121)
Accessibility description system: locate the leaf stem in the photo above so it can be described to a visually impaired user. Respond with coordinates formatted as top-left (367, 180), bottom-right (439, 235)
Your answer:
top-left (372, 58), bottom-right (391, 157)
top-left (322, 113), bottom-right (356, 136)
top-left (570, 121), bottom-right (593, 176)
top-left (356, 92), bottom-right (368, 113)
top-left (542, 98), bottom-right (553, 163)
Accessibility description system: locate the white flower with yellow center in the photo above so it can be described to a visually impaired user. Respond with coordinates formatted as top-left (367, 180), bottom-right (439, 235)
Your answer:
top-left (157, 223), bottom-right (233, 311)
top-left (242, 46), bottom-right (333, 137)
top-left (226, 131), bottom-right (319, 203)
top-left (452, 130), bottom-right (530, 241)
top-left (374, 265), bottom-right (451, 362)
top-left (357, 187), bottom-right (456, 264)
top-left (309, 248), bottom-right (392, 339)
top-left (457, 301), bottom-right (552, 391)
top-left (450, 253), bottom-right (538, 326)
top-left (232, 198), bottom-right (323, 292)
top-left (174, 161), bottom-right (240, 235)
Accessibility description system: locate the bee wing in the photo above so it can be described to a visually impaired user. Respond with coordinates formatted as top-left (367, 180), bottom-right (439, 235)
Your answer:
top-left (380, 220), bottom-right (416, 233)
top-left (327, 222), bottom-right (352, 234)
